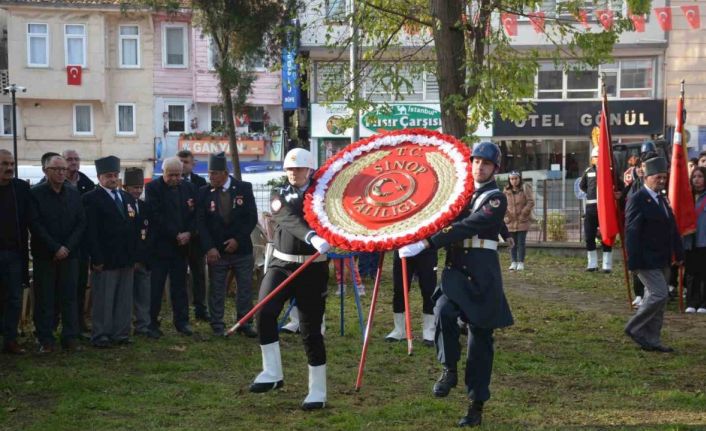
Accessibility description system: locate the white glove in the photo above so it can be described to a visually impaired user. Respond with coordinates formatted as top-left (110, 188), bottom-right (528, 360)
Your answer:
top-left (398, 240), bottom-right (427, 258)
top-left (310, 235), bottom-right (331, 254)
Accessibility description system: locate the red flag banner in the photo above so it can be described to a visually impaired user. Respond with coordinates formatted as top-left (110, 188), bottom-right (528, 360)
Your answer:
top-left (596, 9), bottom-right (614, 30)
top-left (629, 14), bottom-right (646, 32)
top-left (654, 7), bottom-right (673, 31)
top-left (67, 66), bottom-right (82, 86)
top-left (597, 96), bottom-right (620, 247)
top-left (669, 91), bottom-right (697, 236)
top-left (501, 13), bottom-right (518, 36)
top-left (530, 12), bottom-right (546, 33)
top-left (681, 5), bottom-right (701, 30)
top-left (578, 9), bottom-right (590, 29)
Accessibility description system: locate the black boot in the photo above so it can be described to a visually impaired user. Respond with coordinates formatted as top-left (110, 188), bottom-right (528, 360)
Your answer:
top-left (432, 367), bottom-right (457, 397)
top-left (457, 401), bottom-right (483, 427)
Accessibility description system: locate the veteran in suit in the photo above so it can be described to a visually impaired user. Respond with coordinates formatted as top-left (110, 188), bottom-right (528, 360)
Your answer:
top-left (83, 156), bottom-right (138, 347)
top-left (624, 156), bottom-right (683, 353)
top-left (198, 152), bottom-right (258, 337)
top-left (399, 142), bottom-right (514, 428)
top-left (145, 157), bottom-right (198, 336)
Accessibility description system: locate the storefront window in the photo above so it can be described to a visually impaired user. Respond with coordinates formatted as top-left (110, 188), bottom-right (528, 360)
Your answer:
top-left (497, 139), bottom-right (589, 180)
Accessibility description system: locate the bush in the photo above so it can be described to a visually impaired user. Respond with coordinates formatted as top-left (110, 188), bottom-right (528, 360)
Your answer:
top-left (547, 213), bottom-right (567, 241)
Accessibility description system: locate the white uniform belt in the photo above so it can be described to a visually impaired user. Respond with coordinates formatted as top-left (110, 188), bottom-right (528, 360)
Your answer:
top-left (586, 199), bottom-right (597, 204)
top-left (460, 237), bottom-right (498, 250)
top-left (273, 249), bottom-right (327, 263)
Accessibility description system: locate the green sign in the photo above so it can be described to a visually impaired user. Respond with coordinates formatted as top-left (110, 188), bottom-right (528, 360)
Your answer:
top-left (361, 104), bottom-right (442, 133)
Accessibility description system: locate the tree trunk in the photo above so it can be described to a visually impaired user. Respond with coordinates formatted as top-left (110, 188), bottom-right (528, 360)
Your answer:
top-left (430, 0), bottom-right (468, 139)
top-left (221, 79), bottom-right (242, 181)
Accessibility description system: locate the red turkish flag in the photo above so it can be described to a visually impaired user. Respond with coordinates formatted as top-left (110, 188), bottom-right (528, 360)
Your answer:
top-left (596, 95), bottom-right (619, 247)
top-left (669, 91), bottom-right (697, 235)
top-left (629, 14), bottom-right (646, 32)
top-left (596, 9), bottom-right (614, 30)
top-left (654, 7), bottom-right (673, 31)
top-left (67, 66), bottom-right (82, 86)
top-left (681, 5), bottom-right (701, 30)
top-left (501, 13), bottom-right (518, 36)
top-left (529, 12), bottom-right (545, 33)
top-left (577, 10), bottom-right (590, 29)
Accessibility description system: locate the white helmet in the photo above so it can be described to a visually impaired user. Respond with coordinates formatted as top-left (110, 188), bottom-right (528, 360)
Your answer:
top-left (284, 148), bottom-right (314, 169)
top-left (591, 146), bottom-right (599, 158)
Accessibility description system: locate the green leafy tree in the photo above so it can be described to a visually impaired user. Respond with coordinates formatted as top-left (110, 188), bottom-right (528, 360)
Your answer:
top-left (129, 0), bottom-right (299, 179)
top-left (314, 0), bottom-right (651, 140)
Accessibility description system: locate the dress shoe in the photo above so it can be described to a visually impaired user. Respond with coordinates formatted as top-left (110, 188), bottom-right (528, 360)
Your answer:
top-left (422, 339), bottom-right (434, 347)
top-left (585, 267), bottom-right (597, 272)
top-left (432, 367), bottom-right (457, 397)
top-left (138, 328), bottom-right (162, 339)
top-left (92, 338), bottom-right (111, 349)
top-left (2, 341), bottom-right (26, 355)
top-left (78, 331), bottom-right (91, 341)
top-left (624, 329), bottom-right (653, 350)
top-left (38, 343), bottom-right (55, 354)
top-left (458, 401), bottom-right (483, 427)
top-left (301, 401), bottom-right (325, 411)
top-left (148, 327), bottom-right (164, 337)
top-left (113, 338), bottom-right (134, 345)
top-left (249, 380), bottom-right (284, 393)
top-left (649, 345), bottom-right (674, 353)
top-left (212, 328), bottom-right (225, 337)
top-left (62, 339), bottom-right (83, 352)
top-left (176, 325), bottom-right (194, 336)
top-left (236, 325), bottom-right (258, 338)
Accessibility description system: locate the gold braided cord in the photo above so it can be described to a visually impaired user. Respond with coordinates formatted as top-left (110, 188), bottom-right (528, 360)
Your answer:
top-left (323, 150), bottom-right (457, 236)
top-left (325, 151), bottom-right (389, 235)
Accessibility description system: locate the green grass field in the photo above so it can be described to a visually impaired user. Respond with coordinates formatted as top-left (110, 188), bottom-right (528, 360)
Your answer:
top-left (2, 250), bottom-right (705, 430)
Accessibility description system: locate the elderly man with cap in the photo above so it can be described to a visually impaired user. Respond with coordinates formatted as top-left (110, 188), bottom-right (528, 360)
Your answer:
top-left (624, 156), bottom-right (683, 353)
top-left (82, 156), bottom-right (138, 347)
top-left (145, 157), bottom-right (198, 336)
top-left (123, 167), bottom-right (159, 339)
top-left (399, 141), bottom-right (514, 428)
top-left (249, 148), bottom-right (331, 411)
top-left (197, 152), bottom-right (258, 337)
top-left (29, 154), bottom-right (86, 352)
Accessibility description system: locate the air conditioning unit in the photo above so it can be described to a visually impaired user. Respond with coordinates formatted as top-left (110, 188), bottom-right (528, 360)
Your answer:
top-left (684, 125), bottom-right (699, 148)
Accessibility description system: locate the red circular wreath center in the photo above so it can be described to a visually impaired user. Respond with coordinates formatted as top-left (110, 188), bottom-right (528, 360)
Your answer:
top-left (341, 142), bottom-right (440, 230)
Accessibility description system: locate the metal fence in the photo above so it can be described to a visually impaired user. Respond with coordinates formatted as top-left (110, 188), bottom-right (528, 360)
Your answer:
top-left (253, 179), bottom-right (586, 244)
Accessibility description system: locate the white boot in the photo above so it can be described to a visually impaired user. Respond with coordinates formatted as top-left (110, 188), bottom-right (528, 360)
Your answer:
top-left (601, 251), bottom-right (613, 273)
top-left (301, 364), bottom-right (327, 410)
top-left (516, 262), bottom-right (525, 271)
top-left (249, 341), bottom-right (284, 392)
top-left (586, 250), bottom-right (598, 271)
top-left (509, 262), bottom-right (517, 270)
top-left (385, 313), bottom-right (406, 342)
top-left (281, 306), bottom-right (300, 334)
top-left (422, 314), bottom-right (435, 346)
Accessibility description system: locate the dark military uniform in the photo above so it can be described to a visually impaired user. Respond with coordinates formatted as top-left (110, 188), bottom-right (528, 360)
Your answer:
top-left (580, 165), bottom-right (612, 253)
top-left (256, 182), bottom-right (329, 366)
top-left (144, 177), bottom-right (197, 333)
top-left (182, 172), bottom-right (209, 320)
top-left (428, 180), bottom-right (514, 402)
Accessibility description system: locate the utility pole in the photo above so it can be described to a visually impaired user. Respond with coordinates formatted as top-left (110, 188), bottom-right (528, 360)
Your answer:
top-left (349, 0), bottom-right (360, 142)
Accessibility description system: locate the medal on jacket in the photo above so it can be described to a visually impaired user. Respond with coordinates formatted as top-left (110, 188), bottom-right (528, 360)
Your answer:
top-left (127, 203), bottom-right (136, 218)
top-left (210, 200), bottom-right (216, 212)
top-left (187, 198), bottom-right (195, 209)
top-left (235, 195), bottom-right (244, 207)
top-left (141, 228), bottom-right (147, 240)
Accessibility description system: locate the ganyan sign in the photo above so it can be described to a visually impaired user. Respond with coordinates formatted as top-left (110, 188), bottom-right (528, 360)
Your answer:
top-left (178, 138), bottom-right (265, 156)
top-left (360, 104), bottom-right (442, 136)
top-left (493, 100), bottom-right (665, 136)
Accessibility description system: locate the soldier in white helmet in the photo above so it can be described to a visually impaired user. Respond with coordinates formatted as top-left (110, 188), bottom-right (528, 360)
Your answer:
top-left (249, 147), bottom-right (331, 410)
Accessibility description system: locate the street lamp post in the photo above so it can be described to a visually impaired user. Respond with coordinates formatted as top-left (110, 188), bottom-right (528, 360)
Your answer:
top-left (3, 84), bottom-right (27, 177)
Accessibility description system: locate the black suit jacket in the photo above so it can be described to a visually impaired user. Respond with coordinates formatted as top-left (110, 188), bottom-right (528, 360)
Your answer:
top-left (82, 187), bottom-right (138, 270)
top-left (144, 177), bottom-right (197, 258)
top-left (626, 187), bottom-right (684, 271)
top-left (184, 172), bottom-right (207, 189)
top-left (198, 177), bottom-right (257, 256)
top-left (29, 182), bottom-right (86, 261)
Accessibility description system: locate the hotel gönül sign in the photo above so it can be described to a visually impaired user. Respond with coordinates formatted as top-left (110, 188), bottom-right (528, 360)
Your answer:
top-left (493, 100), bottom-right (665, 136)
top-left (178, 137), bottom-right (266, 156)
top-left (310, 103), bottom-right (442, 138)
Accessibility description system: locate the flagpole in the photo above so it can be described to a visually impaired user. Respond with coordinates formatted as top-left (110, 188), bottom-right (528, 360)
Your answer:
top-left (678, 79), bottom-right (686, 313)
top-left (601, 77), bottom-right (633, 309)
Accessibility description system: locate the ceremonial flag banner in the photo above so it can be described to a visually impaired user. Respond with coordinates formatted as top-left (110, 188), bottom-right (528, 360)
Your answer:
top-left (596, 9), bottom-right (614, 30)
top-left (67, 66), bottom-right (82, 86)
top-left (668, 89), bottom-right (697, 235)
top-left (530, 12), bottom-right (546, 34)
top-left (501, 13), bottom-right (518, 36)
top-left (596, 96), bottom-right (620, 247)
top-left (304, 129), bottom-right (474, 252)
top-left (629, 14), bottom-right (646, 32)
top-left (681, 5), bottom-right (701, 30)
top-left (655, 7), bottom-right (673, 31)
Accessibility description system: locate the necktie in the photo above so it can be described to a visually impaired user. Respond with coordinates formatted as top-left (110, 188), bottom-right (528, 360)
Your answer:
top-left (112, 189), bottom-right (126, 217)
top-left (658, 195), bottom-right (669, 217)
